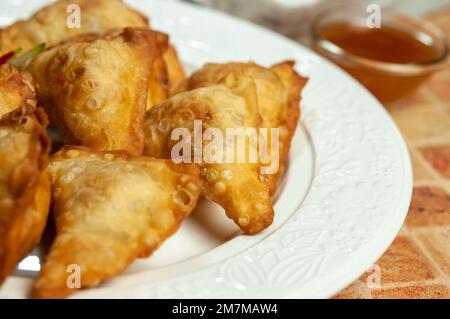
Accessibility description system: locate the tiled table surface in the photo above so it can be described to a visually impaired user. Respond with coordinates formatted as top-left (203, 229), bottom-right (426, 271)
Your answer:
top-left (334, 9), bottom-right (450, 299)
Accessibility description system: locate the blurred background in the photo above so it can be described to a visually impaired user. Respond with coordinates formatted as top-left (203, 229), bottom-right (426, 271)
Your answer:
top-left (184, 0), bottom-right (450, 42)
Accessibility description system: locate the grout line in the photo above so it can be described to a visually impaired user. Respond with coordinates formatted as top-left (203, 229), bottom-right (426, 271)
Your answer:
top-left (405, 226), bottom-right (448, 277)
top-left (341, 280), bottom-right (373, 299)
top-left (368, 278), bottom-right (450, 290)
top-left (333, 281), bottom-right (364, 299)
top-left (403, 144), bottom-right (450, 288)
top-left (421, 86), bottom-right (448, 114)
top-left (413, 180), bottom-right (445, 187)
top-left (443, 275), bottom-right (450, 290)
top-left (409, 139), bottom-right (450, 148)
top-left (409, 147), bottom-right (450, 194)
top-left (361, 225), bottom-right (446, 296)
top-left (407, 225), bottom-right (450, 232)
top-left (355, 280), bottom-right (373, 299)
top-left (408, 143), bottom-right (440, 186)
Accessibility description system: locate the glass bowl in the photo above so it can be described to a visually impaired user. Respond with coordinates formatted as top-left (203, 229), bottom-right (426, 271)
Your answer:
top-left (310, 3), bottom-right (449, 103)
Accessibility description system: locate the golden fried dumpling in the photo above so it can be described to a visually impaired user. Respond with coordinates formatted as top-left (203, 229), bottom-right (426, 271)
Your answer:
top-left (176, 61), bottom-right (307, 194)
top-left (0, 105), bottom-right (51, 284)
top-left (26, 28), bottom-right (158, 155)
top-left (270, 61), bottom-right (307, 167)
top-left (164, 45), bottom-right (186, 95)
top-left (54, 28), bottom-right (171, 111)
top-left (33, 146), bottom-right (201, 299)
top-left (147, 32), bottom-right (171, 109)
top-left (0, 64), bottom-right (37, 118)
top-left (144, 76), bottom-right (274, 234)
top-left (0, 0), bottom-right (148, 56)
top-left (140, 35), bottom-right (186, 108)
top-left (0, 0), bottom-right (185, 108)
top-left (53, 29), bottom-right (172, 109)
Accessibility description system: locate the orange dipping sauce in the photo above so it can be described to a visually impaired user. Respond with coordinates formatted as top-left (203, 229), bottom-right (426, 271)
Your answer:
top-left (312, 17), bottom-right (448, 103)
top-left (321, 23), bottom-right (439, 65)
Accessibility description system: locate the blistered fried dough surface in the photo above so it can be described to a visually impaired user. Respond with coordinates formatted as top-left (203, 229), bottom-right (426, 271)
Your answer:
top-left (26, 28), bottom-right (157, 155)
top-left (177, 61), bottom-right (307, 193)
top-left (56, 28), bottom-right (171, 111)
top-left (269, 61), bottom-right (307, 187)
top-left (0, 0), bottom-right (148, 55)
top-left (0, 105), bottom-right (51, 284)
top-left (33, 146), bottom-right (201, 299)
top-left (0, 65), bottom-right (37, 118)
top-left (144, 79), bottom-right (274, 234)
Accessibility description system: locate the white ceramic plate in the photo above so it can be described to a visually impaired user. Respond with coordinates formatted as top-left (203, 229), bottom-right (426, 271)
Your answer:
top-left (0, 0), bottom-right (412, 299)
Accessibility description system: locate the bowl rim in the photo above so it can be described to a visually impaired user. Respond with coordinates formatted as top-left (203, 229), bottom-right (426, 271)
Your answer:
top-left (310, 2), bottom-right (449, 76)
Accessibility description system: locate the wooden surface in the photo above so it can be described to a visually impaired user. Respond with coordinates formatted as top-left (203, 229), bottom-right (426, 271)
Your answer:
top-left (334, 9), bottom-right (450, 299)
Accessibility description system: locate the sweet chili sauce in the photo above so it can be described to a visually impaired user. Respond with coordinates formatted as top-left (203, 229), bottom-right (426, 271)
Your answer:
top-left (316, 22), bottom-right (442, 103)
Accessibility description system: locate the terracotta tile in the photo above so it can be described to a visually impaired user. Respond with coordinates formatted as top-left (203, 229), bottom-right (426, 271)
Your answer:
top-left (426, 10), bottom-right (450, 113)
top-left (411, 152), bottom-right (433, 182)
top-left (426, 70), bottom-right (450, 108)
top-left (420, 145), bottom-right (450, 179)
top-left (406, 186), bottom-right (450, 227)
top-left (333, 282), bottom-right (367, 299)
top-left (387, 86), bottom-right (436, 111)
top-left (415, 228), bottom-right (450, 275)
top-left (428, 11), bottom-right (450, 70)
top-left (360, 236), bottom-right (437, 285)
top-left (389, 104), bottom-right (450, 142)
top-left (371, 284), bottom-right (450, 299)
top-left (398, 226), bottom-right (409, 236)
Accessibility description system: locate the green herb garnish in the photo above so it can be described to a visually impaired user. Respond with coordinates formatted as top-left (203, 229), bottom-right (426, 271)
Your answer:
top-left (9, 43), bottom-right (46, 68)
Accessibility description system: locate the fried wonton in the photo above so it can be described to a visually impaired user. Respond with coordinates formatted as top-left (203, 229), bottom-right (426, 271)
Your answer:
top-left (144, 76), bottom-right (274, 234)
top-left (164, 45), bottom-right (186, 95)
top-left (26, 28), bottom-right (158, 155)
top-left (54, 28), bottom-right (171, 111)
top-left (0, 105), bottom-right (51, 285)
top-left (145, 40), bottom-right (186, 108)
top-left (0, 0), bottom-right (185, 108)
top-left (176, 61), bottom-right (307, 194)
top-left (131, 33), bottom-right (184, 107)
top-left (0, 64), bottom-right (36, 118)
top-left (0, 0), bottom-right (148, 56)
top-left (147, 32), bottom-right (171, 109)
top-left (32, 146), bottom-right (201, 299)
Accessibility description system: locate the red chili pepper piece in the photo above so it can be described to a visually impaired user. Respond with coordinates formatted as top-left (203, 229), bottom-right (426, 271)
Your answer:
top-left (0, 51), bottom-right (14, 65)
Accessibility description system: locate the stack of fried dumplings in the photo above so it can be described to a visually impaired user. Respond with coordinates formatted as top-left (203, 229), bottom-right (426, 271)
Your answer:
top-left (0, 0), bottom-right (307, 298)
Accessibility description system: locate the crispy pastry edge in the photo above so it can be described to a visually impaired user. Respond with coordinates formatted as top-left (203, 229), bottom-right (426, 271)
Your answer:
top-left (0, 104), bottom-right (51, 284)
